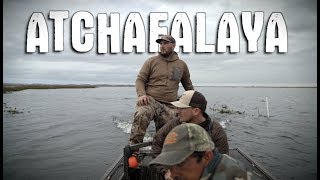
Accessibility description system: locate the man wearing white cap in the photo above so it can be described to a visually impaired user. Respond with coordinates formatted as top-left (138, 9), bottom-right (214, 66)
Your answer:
top-left (129, 35), bottom-right (194, 145)
top-left (151, 90), bottom-right (229, 176)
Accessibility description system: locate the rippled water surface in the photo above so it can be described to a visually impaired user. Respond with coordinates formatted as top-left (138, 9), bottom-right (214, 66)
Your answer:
top-left (3, 87), bottom-right (317, 180)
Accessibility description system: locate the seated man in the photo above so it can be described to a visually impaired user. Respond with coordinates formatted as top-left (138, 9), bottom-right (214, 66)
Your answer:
top-left (149, 123), bottom-right (258, 180)
top-left (151, 90), bottom-right (229, 175)
top-left (129, 34), bottom-right (194, 145)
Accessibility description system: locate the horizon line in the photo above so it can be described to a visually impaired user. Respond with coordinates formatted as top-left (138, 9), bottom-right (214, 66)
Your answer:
top-left (3, 83), bottom-right (317, 88)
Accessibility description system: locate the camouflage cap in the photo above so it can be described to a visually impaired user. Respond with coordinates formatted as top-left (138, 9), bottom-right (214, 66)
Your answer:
top-left (149, 123), bottom-right (215, 166)
top-left (171, 90), bottom-right (207, 112)
top-left (156, 35), bottom-right (176, 44)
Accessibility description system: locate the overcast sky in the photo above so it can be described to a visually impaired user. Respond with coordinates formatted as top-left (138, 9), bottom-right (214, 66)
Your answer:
top-left (3, 0), bottom-right (317, 86)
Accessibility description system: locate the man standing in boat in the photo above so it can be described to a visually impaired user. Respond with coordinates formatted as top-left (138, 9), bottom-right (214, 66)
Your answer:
top-left (150, 123), bottom-right (259, 180)
top-left (129, 35), bottom-right (194, 145)
top-left (151, 90), bottom-right (229, 176)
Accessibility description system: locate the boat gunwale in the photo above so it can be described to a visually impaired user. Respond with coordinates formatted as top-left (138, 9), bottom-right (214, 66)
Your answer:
top-left (100, 154), bottom-right (124, 180)
top-left (235, 148), bottom-right (276, 180)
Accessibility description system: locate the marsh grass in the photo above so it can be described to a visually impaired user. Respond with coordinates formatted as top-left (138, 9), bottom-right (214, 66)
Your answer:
top-left (3, 84), bottom-right (97, 93)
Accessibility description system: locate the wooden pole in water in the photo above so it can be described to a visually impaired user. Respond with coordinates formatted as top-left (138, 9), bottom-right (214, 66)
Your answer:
top-left (266, 97), bottom-right (269, 117)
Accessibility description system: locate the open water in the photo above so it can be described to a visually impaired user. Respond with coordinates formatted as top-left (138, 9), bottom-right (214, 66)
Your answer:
top-left (3, 86), bottom-right (317, 180)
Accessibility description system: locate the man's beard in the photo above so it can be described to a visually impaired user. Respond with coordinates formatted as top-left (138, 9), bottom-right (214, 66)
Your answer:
top-left (179, 117), bottom-right (192, 123)
top-left (160, 49), bottom-right (173, 58)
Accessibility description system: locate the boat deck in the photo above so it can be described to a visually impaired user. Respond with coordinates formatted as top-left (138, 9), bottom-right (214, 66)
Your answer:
top-left (101, 143), bottom-right (275, 180)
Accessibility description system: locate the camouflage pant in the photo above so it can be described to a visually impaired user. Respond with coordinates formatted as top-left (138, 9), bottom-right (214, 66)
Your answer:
top-left (129, 96), bottom-right (176, 144)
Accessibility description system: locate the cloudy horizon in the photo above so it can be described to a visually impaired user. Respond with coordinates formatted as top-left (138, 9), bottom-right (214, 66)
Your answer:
top-left (3, 0), bottom-right (317, 87)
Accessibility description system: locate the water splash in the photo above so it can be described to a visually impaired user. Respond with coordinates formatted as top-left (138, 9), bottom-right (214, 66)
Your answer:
top-left (112, 115), bottom-right (156, 142)
top-left (112, 115), bottom-right (132, 134)
top-left (115, 121), bottom-right (132, 134)
top-left (219, 119), bottom-right (231, 129)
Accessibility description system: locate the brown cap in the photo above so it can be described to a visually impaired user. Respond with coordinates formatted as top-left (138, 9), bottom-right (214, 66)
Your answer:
top-left (156, 35), bottom-right (176, 44)
top-left (171, 90), bottom-right (207, 112)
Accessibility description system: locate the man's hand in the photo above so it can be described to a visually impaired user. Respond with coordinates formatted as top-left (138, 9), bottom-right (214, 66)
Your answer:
top-left (137, 95), bottom-right (149, 106)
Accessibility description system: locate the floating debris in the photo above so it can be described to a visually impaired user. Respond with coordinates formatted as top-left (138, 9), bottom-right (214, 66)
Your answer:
top-left (210, 104), bottom-right (245, 115)
top-left (3, 103), bottom-right (26, 114)
top-left (4, 108), bottom-right (24, 114)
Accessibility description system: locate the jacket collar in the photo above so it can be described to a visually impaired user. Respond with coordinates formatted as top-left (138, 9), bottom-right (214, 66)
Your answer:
top-left (158, 51), bottom-right (179, 62)
top-left (198, 113), bottom-right (212, 131)
top-left (200, 149), bottom-right (222, 179)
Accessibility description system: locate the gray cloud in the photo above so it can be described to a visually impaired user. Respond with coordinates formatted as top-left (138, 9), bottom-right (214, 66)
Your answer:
top-left (3, 0), bottom-right (317, 86)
